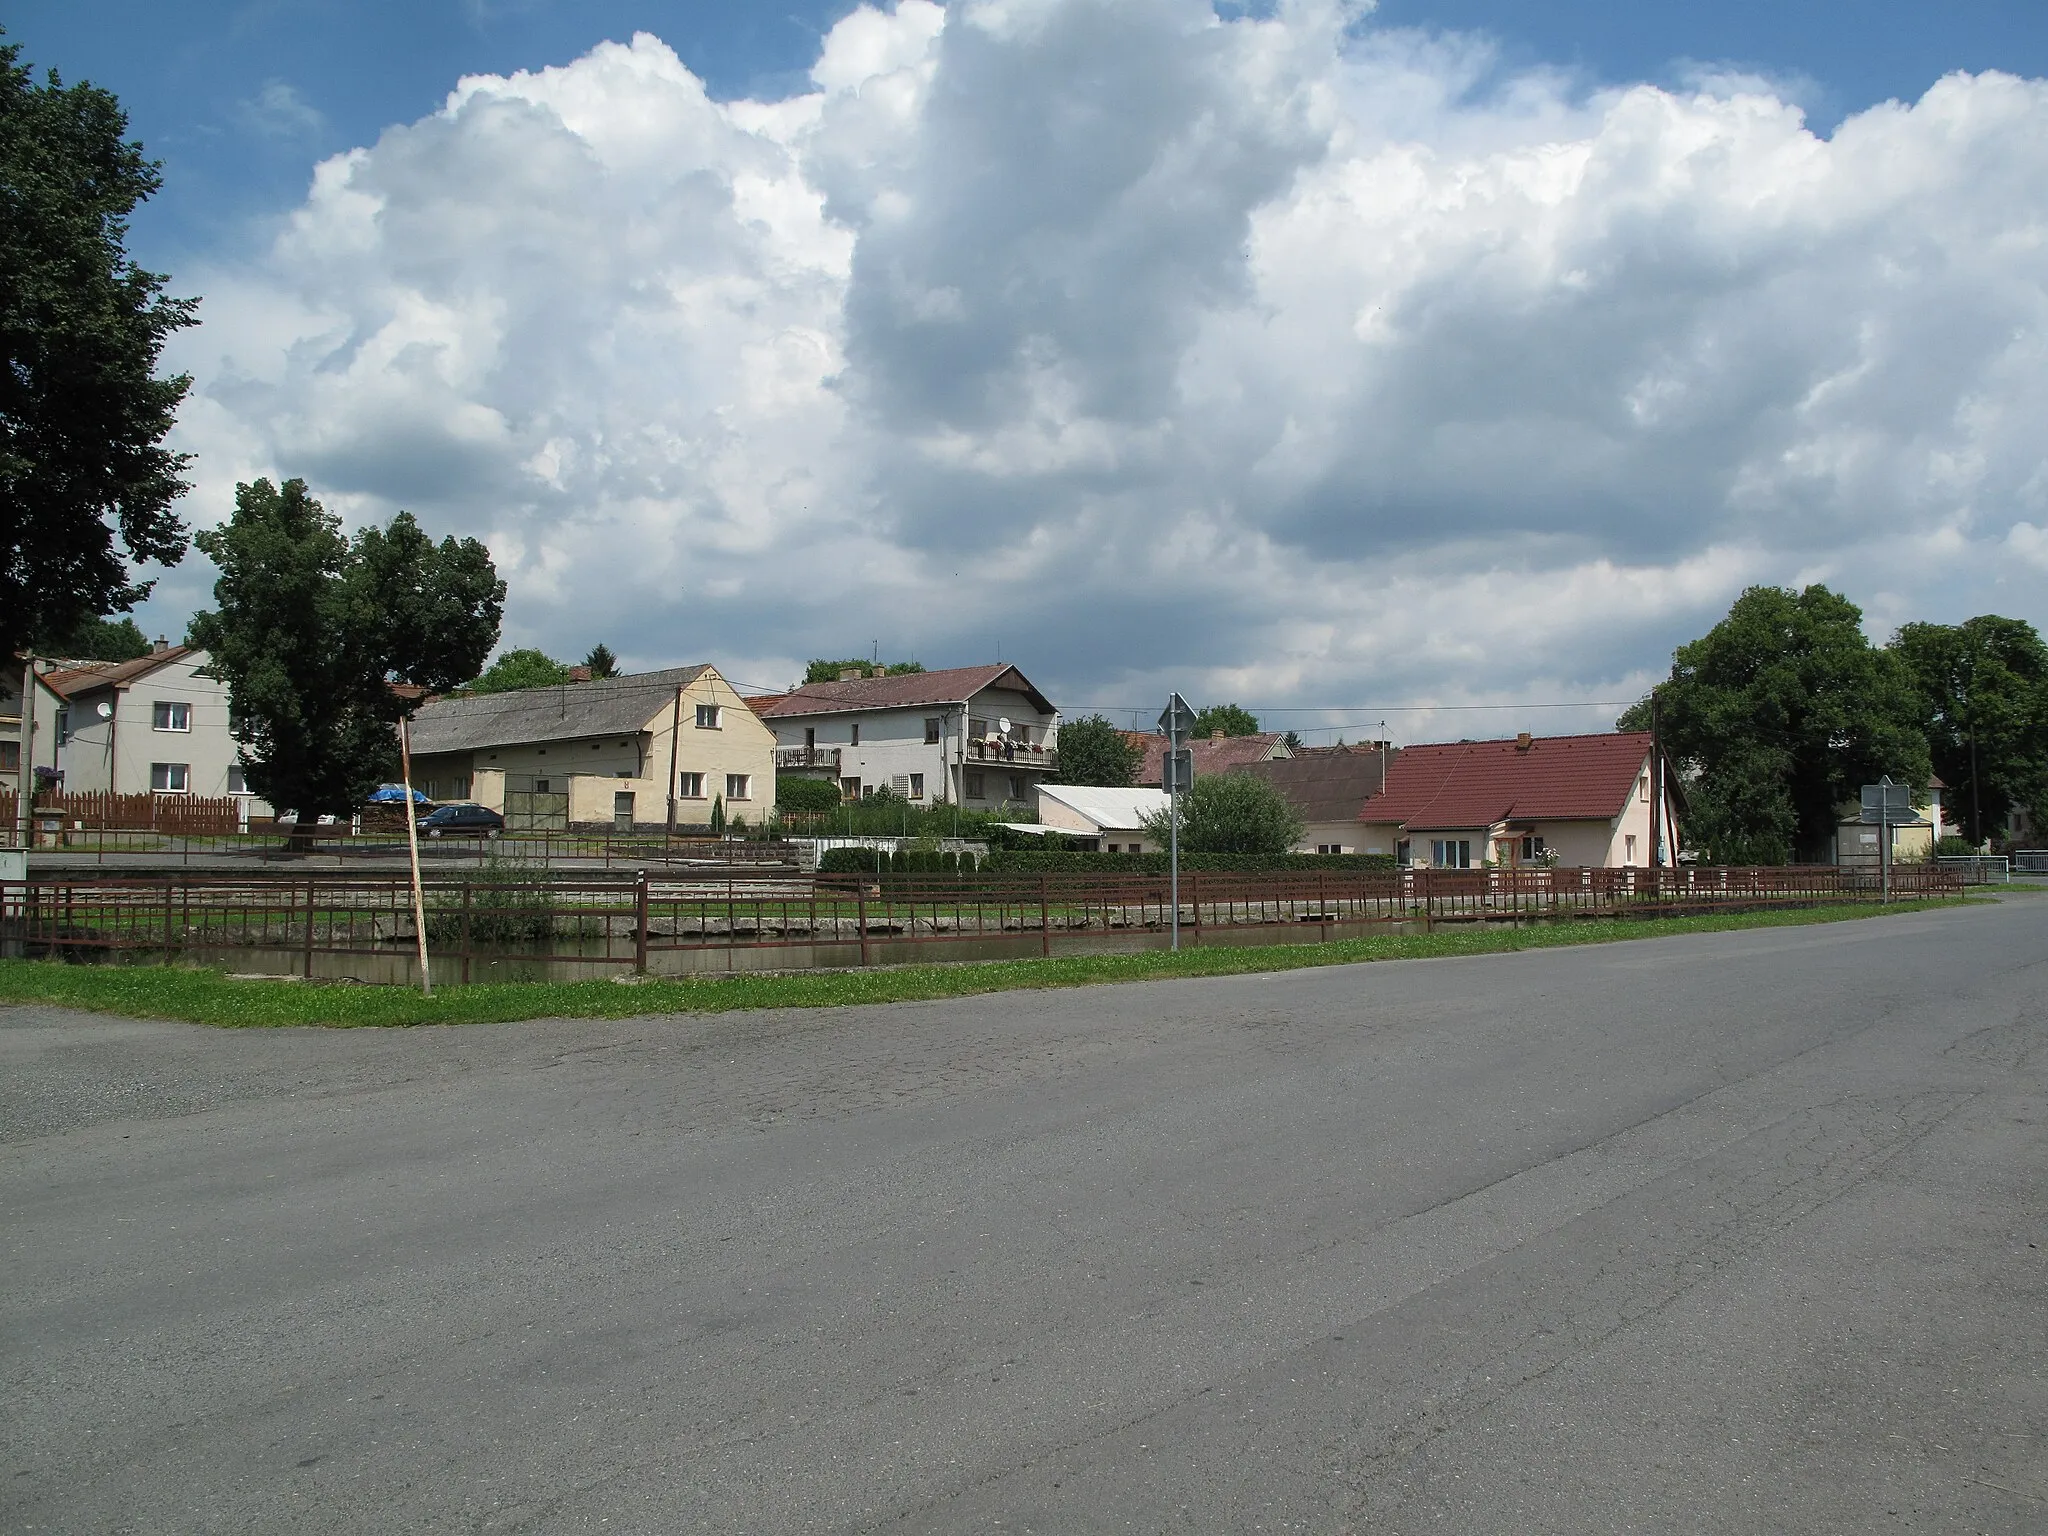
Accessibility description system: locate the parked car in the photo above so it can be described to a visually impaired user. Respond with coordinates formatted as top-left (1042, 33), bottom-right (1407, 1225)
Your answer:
top-left (420, 803), bottom-right (505, 838)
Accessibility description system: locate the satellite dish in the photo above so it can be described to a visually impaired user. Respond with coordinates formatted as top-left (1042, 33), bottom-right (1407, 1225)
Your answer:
top-left (998, 717), bottom-right (1011, 734)
top-left (96, 702), bottom-right (114, 720)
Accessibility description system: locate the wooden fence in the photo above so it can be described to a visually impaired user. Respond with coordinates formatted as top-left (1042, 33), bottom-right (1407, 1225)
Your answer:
top-left (0, 862), bottom-right (1963, 981)
top-left (0, 791), bottom-right (243, 836)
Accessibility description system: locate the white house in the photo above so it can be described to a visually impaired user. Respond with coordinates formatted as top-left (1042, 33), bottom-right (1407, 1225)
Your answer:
top-left (761, 664), bottom-right (1061, 810)
top-left (42, 644), bottom-right (271, 815)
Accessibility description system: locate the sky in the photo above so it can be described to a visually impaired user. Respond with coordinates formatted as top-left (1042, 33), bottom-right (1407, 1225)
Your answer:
top-left (9, 0), bottom-right (2048, 741)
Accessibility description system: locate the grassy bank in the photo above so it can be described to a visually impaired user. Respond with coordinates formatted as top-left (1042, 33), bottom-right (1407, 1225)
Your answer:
top-left (0, 897), bottom-right (1970, 1029)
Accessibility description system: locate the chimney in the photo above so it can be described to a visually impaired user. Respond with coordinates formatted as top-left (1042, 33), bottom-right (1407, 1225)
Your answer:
top-left (565, 665), bottom-right (591, 683)
top-left (1515, 732), bottom-right (1533, 751)
top-left (839, 668), bottom-right (862, 682)
top-left (1211, 730), bottom-right (1225, 744)
top-left (152, 636), bottom-right (170, 655)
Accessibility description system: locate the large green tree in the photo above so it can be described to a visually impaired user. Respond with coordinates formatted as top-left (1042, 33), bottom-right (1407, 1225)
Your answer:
top-left (1622, 585), bottom-right (1930, 863)
top-left (1141, 771), bottom-right (1303, 855)
top-left (1888, 615), bottom-right (2048, 845)
top-left (188, 478), bottom-right (503, 825)
top-left (465, 648), bottom-right (570, 694)
top-left (1192, 703), bottom-right (1262, 738)
top-left (42, 613), bottom-right (149, 661)
top-left (2, 36), bottom-right (197, 658)
top-left (1051, 714), bottom-right (1141, 787)
top-left (804, 657), bottom-right (924, 684)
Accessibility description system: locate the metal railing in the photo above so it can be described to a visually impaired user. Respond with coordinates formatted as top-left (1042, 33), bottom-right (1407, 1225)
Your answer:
top-left (775, 746), bottom-right (842, 771)
top-left (0, 863), bottom-right (1963, 981)
top-left (1937, 855), bottom-right (2011, 885)
top-left (6, 823), bottom-right (802, 870)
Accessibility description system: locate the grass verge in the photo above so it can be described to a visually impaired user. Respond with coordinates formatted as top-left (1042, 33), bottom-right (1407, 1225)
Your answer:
top-left (0, 897), bottom-right (1971, 1029)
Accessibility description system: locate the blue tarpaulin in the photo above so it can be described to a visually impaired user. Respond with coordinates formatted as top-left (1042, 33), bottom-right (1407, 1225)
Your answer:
top-left (367, 784), bottom-right (430, 804)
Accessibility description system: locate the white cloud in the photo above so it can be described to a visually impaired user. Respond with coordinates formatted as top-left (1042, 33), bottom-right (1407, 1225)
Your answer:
top-left (237, 80), bottom-right (326, 140)
top-left (158, 0), bottom-right (2048, 732)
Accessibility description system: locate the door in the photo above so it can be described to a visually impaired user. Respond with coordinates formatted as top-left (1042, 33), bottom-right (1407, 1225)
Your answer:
top-left (613, 791), bottom-right (635, 831)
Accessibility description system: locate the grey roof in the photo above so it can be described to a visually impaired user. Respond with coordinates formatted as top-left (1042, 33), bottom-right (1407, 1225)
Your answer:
top-left (1240, 745), bottom-right (1393, 822)
top-left (407, 665), bottom-right (710, 755)
top-left (762, 664), bottom-right (1055, 719)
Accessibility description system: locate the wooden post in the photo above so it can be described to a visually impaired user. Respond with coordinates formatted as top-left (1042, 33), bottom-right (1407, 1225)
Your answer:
top-left (635, 869), bottom-right (650, 974)
top-left (162, 880), bottom-right (174, 957)
top-left (399, 714), bottom-right (432, 997)
top-left (857, 884), bottom-right (870, 967)
top-left (302, 877), bottom-right (316, 979)
top-left (1039, 873), bottom-right (1051, 957)
top-left (460, 881), bottom-right (473, 985)
top-left (665, 685), bottom-right (684, 837)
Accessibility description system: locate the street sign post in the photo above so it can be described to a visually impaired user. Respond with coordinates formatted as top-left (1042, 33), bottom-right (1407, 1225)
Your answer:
top-left (1160, 694), bottom-right (1195, 950)
top-left (1859, 776), bottom-right (1916, 903)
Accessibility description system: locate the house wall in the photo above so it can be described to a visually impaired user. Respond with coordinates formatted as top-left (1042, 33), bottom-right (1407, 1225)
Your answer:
top-left (1291, 819), bottom-right (1396, 855)
top-left (54, 652), bottom-right (273, 815)
top-left (0, 671), bottom-right (65, 792)
top-left (769, 686), bottom-right (1059, 809)
top-left (434, 669), bottom-right (774, 827)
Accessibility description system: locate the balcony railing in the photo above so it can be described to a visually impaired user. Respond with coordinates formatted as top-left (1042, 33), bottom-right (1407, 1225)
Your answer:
top-left (967, 739), bottom-right (1056, 769)
top-left (776, 746), bottom-right (842, 771)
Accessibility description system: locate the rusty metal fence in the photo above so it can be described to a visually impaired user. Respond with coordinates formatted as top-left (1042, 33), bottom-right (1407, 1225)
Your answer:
top-left (0, 863), bottom-right (1963, 982)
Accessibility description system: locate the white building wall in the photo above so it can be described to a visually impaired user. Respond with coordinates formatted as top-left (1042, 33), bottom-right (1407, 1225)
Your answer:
top-left (770, 688), bottom-right (1059, 809)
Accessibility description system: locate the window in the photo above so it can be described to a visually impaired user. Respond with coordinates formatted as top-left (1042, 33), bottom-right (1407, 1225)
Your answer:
top-left (804, 727), bottom-right (816, 750)
top-left (851, 723), bottom-right (861, 746)
top-left (908, 773), bottom-right (924, 799)
top-left (840, 777), bottom-right (860, 800)
top-left (228, 765), bottom-right (249, 795)
top-left (696, 704), bottom-right (722, 729)
top-left (1317, 844), bottom-right (1348, 855)
top-left (1518, 835), bottom-right (1546, 861)
top-left (0, 741), bottom-right (17, 773)
top-left (677, 772), bottom-right (705, 798)
top-left (534, 779), bottom-right (551, 794)
top-left (965, 771), bottom-right (986, 799)
top-left (726, 773), bottom-right (751, 800)
top-left (152, 701), bottom-right (190, 732)
top-left (924, 717), bottom-right (941, 744)
top-left (55, 707), bottom-right (70, 746)
top-left (150, 762), bottom-right (190, 793)
top-left (1395, 839), bottom-right (1411, 865)
top-left (1625, 833), bottom-right (1638, 863)
top-left (1010, 774), bottom-right (1026, 801)
top-left (969, 716), bottom-right (988, 738)
top-left (1431, 838), bottom-right (1471, 868)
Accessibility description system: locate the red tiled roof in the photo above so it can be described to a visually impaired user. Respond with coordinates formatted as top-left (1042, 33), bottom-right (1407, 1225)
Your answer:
top-left (1363, 732), bottom-right (1653, 831)
top-left (744, 693), bottom-right (787, 716)
top-left (1125, 730), bottom-right (1289, 786)
top-left (761, 664), bottom-right (1053, 718)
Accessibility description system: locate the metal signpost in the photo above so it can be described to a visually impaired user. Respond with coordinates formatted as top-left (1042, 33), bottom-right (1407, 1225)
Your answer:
top-left (1859, 776), bottom-right (1915, 904)
top-left (1159, 693), bottom-right (1197, 950)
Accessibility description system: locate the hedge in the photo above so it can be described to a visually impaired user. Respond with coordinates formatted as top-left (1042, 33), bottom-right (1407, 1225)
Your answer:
top-left (984, 850), bottom-right (1398, 874)
top-left (776, 776), bottom-right (842, 815)
top-left (818, 848), bottom-right (980, 875)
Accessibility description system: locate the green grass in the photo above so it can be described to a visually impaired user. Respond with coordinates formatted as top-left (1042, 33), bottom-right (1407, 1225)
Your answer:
top-left (0, 897), bottom-right (1971, 1029)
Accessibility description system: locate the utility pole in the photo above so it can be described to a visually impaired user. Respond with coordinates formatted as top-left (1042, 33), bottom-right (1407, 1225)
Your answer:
top-left (14, 658), bottom-right (32, 849)
top-left (1649, 691), bottom-right (1664, 868)
top-left (665, 683), bottom-right (684, 836)
top-left (399, 712), bottom-right (432, 996)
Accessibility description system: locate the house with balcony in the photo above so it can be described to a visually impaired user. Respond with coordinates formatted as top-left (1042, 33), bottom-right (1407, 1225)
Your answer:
top-left (406, 663), bottom-right (774, 831)
top-left (761, 664), bottom-right (1061, 809)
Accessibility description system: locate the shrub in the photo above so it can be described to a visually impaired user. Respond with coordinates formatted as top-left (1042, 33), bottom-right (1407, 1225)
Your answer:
top-left (1139, 773), bottom-right (1304, 856)
top-left (776, 776), bottom-right (841, 815)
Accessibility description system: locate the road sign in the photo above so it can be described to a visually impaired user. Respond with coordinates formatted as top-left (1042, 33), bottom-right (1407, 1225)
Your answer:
top-left (1859, 777), bottom-right (1916, 825)
top-left (1158, 693), bottom-right (1197, 740)
top-left (1163, 749), bottom-right (1194, 794)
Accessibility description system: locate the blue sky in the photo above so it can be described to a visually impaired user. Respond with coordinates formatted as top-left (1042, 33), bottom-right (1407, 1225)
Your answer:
top-left (9, 2), bottom-right (2048, 732)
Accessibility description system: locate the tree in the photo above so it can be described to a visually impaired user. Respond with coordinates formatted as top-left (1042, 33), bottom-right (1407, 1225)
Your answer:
top-left (803, 657), bottom-right (924, 683)
top-left (41, 613), bottom-right (148, 660)
top-left (2, 38), bottom-right (198, 659)
top-left (1889, 616), bottom-right (2048, 845)
top-left (465, 649), bottom-right (570, 694)
top-left (1192, 703), bottom-right (1262, 738)
top-left (709, 793), bottom-right (725, 836)
top-left (1052, 714), bottom-right (1141, 787)
top-left (776, 775), bottom-right (841, 814)
top-left (1141, 771), bottom-right (1303, 855)
top-left (1282, 730), bottom-right (1304, 751)
top-left (582, 643), bottom-right (619, 680)
top-left (188, 478), bottom-right (502, 827)
top-left (1621, 585), bottom-right (1930, 863)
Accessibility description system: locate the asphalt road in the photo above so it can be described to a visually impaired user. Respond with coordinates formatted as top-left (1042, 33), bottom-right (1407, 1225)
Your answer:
top-left (3, 898), bottom-right (2044, 1534)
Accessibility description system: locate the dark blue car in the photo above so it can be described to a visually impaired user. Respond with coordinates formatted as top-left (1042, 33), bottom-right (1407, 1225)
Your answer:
top-left (420, 803), bottom-right (505, 838)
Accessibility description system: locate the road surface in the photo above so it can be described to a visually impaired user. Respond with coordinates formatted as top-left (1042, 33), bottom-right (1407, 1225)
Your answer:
top-left (3, 897), bottom-right (2043, 1533)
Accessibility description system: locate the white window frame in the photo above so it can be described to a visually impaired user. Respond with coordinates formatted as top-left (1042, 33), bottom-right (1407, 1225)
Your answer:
top-left (152, 701), bottom-right (190, 732)
top-left (695, 704), bottom-right (722, 730)
top-left (908, 773), bottom-right (924, 800)
top-left (150, 762), bottom-right (191, 793)
top-left (677, 772), bottom-right (706, 799)
top-left (227, 765), bottom-right (249, 795)
top-left (725, 773), bottom-right (751, 801)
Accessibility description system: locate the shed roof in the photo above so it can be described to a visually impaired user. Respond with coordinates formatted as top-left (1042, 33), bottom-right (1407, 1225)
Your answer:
top-left (1362, 731), bottom-right (1653, 832)
top-left (761, 664), bottom-right (1054, 720)
top-left (407, 665), bottom-right (709, 755)
top-left (1036, 783), bottom-right (1171, 832)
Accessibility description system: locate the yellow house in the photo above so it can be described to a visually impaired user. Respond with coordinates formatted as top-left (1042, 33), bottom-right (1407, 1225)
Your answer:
top-left (407, 664), bottom-right (774, 832)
